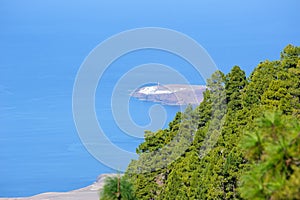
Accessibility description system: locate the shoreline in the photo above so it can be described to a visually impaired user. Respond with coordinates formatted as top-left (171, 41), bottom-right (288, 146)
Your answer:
top-left (0, 174), bottom-right (118, 200)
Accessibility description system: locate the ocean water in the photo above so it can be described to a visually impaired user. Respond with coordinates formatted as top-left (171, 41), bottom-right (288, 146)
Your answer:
top-left (0, 49), bottom-right (205, 197)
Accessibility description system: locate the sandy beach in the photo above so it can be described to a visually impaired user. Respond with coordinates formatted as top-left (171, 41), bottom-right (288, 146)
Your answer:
top-left (0, 174), bottom-right (118, 200)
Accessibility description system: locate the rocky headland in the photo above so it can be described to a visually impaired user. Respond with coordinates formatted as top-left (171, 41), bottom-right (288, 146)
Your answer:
top-left (131, 84), bottom-right (207, 105)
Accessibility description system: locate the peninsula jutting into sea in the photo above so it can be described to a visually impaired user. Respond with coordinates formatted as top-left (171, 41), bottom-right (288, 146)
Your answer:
top-left (131, 84), bottom-right (207, 105)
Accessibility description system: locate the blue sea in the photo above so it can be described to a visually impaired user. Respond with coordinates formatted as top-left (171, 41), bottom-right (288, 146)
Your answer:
top-left (0, 48), bottom-right (205, 197)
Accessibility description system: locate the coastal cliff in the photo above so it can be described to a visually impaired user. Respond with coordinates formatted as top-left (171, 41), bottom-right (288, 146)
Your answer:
top-left (131, 84), bottom-right (207, 105)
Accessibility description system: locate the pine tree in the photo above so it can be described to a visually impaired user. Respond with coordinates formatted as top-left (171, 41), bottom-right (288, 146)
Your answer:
top-left (239, 112), bottom-right (300, 200)
top-left (100, 175), bottom-right (136, 200)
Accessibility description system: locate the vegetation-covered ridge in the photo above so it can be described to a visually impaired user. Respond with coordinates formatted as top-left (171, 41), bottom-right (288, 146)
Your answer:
top-left (101, 44), bottom-right (300, 200)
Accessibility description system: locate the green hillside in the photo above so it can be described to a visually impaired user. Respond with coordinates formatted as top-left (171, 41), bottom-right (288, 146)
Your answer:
top-left (103, 44), bottom-right (300, 200)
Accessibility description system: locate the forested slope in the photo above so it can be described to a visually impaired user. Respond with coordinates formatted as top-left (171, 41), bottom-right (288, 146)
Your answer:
top-left (125, 45), bottom-right (300, 200)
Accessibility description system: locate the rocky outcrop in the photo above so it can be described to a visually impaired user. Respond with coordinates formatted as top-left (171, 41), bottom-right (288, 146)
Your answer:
top-left (131, 84), bottom-right (207, 105)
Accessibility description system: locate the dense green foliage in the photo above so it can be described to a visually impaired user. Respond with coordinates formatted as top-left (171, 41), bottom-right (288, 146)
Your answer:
top-left (239, 112), bottom-right (300, 199)
top-left (100, 176), bottom-right (136, 200)
top-left (126, 44), bottom-right (300, 199)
